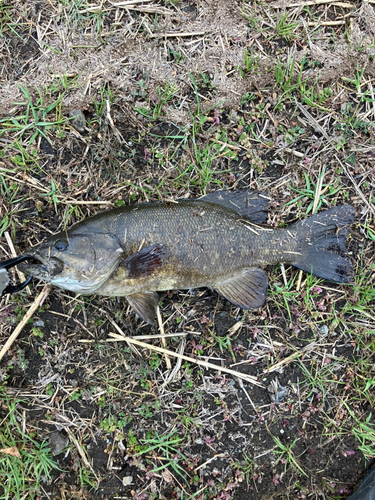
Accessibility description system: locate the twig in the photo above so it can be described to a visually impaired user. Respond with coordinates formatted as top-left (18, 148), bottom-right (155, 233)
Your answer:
top-left (161, 337), bottom-right (186, 388)
top-left (66, 429), bottom-right (98, 480)
top-left (307, 21), bottom-right (345, 26)
top-left (108, 332), bottom-right (263, 386)
top-left (78, 332), bottom-right (197, 342)
top-left (194, 453), bottom-right (228, 472)
top-left (296, 270), bottom-right (303, 292)
top-left (110, 0), bottom-right (154, 5)
top-left (151, 31), bottom-right (206, 38)
top-left (0, 285), bottom-right (51, 362)
top-left (106, 100), bottom-right (125, 143)
top-left (157, 305), bottom-right (172, 370)
top-left (265, 343), bottom-right (316, 373)
top-left (272, 0), bottom-right (354, 8)
top-left (296, 102), bottom-right (328, 139)
top-left (209, 138), bottom-right (241, 151)
top-left (280, 263), bottom-right (288, 287)
top-left (312, 167), bottom-right (325, 215)
top-left (237, 378), bottom-right (257, 412)
top-left (0, 170), bottom-right (113, 206)
top-left (336, 155), bottom-right (375, 216)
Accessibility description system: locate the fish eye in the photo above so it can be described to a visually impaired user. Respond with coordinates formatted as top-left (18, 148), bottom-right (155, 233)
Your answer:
top-left (54, 240), bottom-right (68, 252)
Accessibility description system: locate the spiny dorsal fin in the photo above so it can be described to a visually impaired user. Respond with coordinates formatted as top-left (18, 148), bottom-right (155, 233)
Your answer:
top-left (127, 292), bottom-right (158, 324)
top-left (213, 268), bottom-right (268, 309)
top-left (200, 190), bottom-right (270, 224)
top-left (122, 244), bottom-right (167, 279)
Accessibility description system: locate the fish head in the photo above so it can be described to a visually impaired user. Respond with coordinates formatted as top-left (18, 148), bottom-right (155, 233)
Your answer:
top-left (18, 231), bottom-right (124, 294)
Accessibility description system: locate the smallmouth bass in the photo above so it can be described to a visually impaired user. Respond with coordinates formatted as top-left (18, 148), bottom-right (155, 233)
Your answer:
top-left (16, 190), bottom-right (354, 323)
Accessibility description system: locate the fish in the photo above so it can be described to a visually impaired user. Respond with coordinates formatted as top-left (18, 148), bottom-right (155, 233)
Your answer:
top-left (17, 190), bottom-right (354, 324)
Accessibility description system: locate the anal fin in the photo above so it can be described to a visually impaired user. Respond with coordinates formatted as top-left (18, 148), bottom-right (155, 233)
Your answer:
top-left (127, 292), bottom-right (158, 324)
top-left (213, 268), bottom-right (268, 310)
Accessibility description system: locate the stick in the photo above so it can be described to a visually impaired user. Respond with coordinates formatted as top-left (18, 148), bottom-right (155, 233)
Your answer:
top-left (272, 1), bottom-right (353, 8)
top-left (265, 343), bottom-right (316, 373)
top-left (108, 332), bottom-right (263, 386)
top-left (157, 305), bottom-right (172, 370)
top-left (67, 429), bottom-right (97, 479)
top-left (111, 0), bottom-right (154, 6)
top-left (336, 155), bottom-right (375, 216)
top-left (0, 285), bottom-right (51, 362)
top-left (78, 332), bottom-right (197, 342)
top-left (150, 32), bottom-right (206, 38)
top-left (312, 167), bottom-right (324, 215)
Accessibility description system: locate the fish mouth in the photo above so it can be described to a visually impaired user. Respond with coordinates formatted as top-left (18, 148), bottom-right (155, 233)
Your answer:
top-left (18, 254), bottom-right (64, 280)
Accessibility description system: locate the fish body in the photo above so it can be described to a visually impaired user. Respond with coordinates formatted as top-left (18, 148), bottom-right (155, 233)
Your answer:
top-left (18, 191), bottom-right (354, 323)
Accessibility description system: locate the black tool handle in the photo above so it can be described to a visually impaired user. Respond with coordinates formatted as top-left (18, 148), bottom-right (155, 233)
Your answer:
top-left (0, 255), bottom-right (34, 297)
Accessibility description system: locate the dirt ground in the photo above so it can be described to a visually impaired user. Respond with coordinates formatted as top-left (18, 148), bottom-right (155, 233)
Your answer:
top-left (0, 1), bottom-right (375, 499)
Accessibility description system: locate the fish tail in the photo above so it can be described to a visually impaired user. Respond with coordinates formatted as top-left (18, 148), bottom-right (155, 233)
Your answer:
top-left (291, 205), bottom-right (355, 283)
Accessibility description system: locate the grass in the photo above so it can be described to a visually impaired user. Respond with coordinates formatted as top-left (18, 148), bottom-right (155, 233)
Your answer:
top-left (272, 436), bottom-right (306, 477)
top-left (285, 171), bottom-right (343, 213)
top-left (0, 390), bottom-right (60, 499)
top-left (351, 413), bottom-right (375, 460)
top-left (0, 85), bottom-right (67, 148)
top-left (134, 81), bottom-right (180, 122)
top-left (135, 430), bottom-right (191, 484)
top-left (0, 1), bottom-right (374, 499)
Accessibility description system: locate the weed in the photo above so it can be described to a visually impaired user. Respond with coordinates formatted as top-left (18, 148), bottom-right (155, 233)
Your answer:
top-left (275, 13), bottom-right (300, 42)
top-left (342, 65), bottom-right (366, 95)
top-left (0, 391), bottom-right (61, 498)
top-left (236, 453), bottom-right (261, 489)
top-left (0, 85), bottom-right (67, 147)
top-left (40, 178), bottom-right (59, 212)
top-left (210, 331), bottom-right (236, 362)
top-left (272, 435), bottom-right (306, 476)
top-left (239, 48), bottom-right (260, 77)
top-left (100, 412), bottom-right (130, 436)
top-left (285, 171), bottom-right (342, 213)
top-left (269, 271), bottom-right (299, 322)
top-left (134, 81), bottom-right (179, 122)
top-left (351, 413), bottom-right (375, 460)
top-left (136, 430), bottom-right (190, 484)
top-left (91, 85), bottom-right (115, 121)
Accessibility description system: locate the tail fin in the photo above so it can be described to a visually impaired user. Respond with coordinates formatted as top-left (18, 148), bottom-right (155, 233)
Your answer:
top-left (291, 205), bottom-right (355, 283)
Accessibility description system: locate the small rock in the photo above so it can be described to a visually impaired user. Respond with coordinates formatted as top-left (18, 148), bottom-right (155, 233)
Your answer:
top-left (33, 319), bottom-right (45, 328)
top-left (49, 431), bottom-right (68, 456)
top-left (123, 476), bottom-right (133, 486)
top-left (150, 122), bottom-right (180, 137)
top-left (69, 110), bottom-right (86, 133)
top-left (35, 200), bottom-right (44, 212)
top-left (320, 325), bottom-right (329, 335)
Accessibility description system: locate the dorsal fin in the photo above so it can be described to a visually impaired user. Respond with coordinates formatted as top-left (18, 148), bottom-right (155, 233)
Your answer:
top-left (200, 190), bottom-right (270, 223)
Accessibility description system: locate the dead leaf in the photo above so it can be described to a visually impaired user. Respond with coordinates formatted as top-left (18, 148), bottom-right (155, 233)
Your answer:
top-left (161, 469), bottom-right (173, 483)
top-left (0, 446), bottom-right (21, 458)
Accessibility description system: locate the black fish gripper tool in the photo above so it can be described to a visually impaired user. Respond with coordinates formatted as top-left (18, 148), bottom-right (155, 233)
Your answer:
top-left (0, 255), bottom-right (33, 297)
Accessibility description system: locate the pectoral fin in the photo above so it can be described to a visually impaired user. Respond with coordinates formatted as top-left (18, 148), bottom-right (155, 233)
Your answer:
top-left (123, 244), bottom-right (167, 279)
top-left (127, 292), bottom-right (158, 324)
top-left (213, 268), bottom-right (268, 309)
